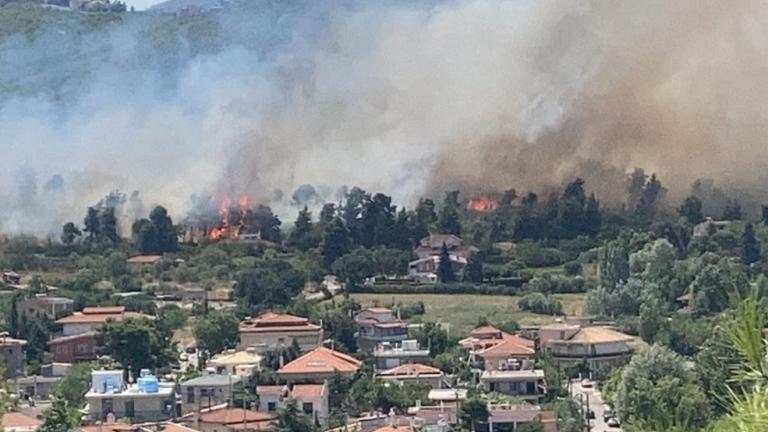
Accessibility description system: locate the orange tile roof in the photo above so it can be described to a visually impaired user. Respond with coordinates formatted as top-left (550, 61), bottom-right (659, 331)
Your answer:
top-left (75, 423), bottom-right (135, 432)
top-left (278, 347), bottom-right (361, 375)
top-left (476, 338), bottom-right (535, 358)
top-left (256, 312), bottom-right (309, 324)
top-left (379, 363), bottom-right (442, 376)
top-left (126, 255), bottom-right (163, 264)
top-left (256, 385), bottom-right (288, 396)
top-left (199, 408), bottom-right (272, 425)
top-left (471, 326), bottom-right (502, 336)
top-left (500, 332), bottom-right (535, 348)
top-left (291, 384), bottom-right (326, 398)
top-left (240, 312), bottom-right (321, 333)
top-left (1, 412), bottom-right (41, 428)
top-left (162, 423), bottom-right (199, 432)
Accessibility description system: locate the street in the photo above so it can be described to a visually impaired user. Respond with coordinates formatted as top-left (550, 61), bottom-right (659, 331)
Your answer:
top-left (570, 379), bottom-right (622, 431)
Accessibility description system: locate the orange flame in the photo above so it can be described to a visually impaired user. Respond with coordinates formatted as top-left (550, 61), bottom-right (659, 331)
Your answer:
top-left (208, 195), bottom-right (250, 240)
top-left (467, 195), bottom-right (499, 212)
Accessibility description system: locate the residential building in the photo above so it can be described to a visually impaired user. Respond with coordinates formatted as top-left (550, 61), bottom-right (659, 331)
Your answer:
top-left (427, 388), bottom-right (467, 404)
top-left (17, 375), bottom-right (61, 400)
top-left (18, 295), bottom-right (74, 319)
top-left (277, 347), bottom-right (361, 383)
top-left (257, 382), bottom-right (329, 427)
top-left (408, 235), bottom-right (479, 283)
top-left (487, 404), bottom-right (557, 432)
top-left (197, 408), bottom-right (272, 432)
top-left (85, 369), bottom-right (176, 423)
top-left (373, 340), bottom-right (430, 371)
top-left (48, 332), bottom-right (98, 363)
top-left (460, 326), bottom-right (535, 371)
top-left (179, 374), bottom-right (244, 415)
top-left (539, 324), bottom-right (635, 371)
top-left (2, 272), bottom-right (21, 285)
top-left (377, 363), bottom-right (446, 389)
top-left (407, 255), bottom-right (468, 284)
top-left (0, 334), bottom-right (27, 379)
top-left (238, 312), bottom-right (323, 353)
top-left (480, 370), bottom-right (546, 402)
top-left (355, 308), bottom-right (409, 353)
top-left (208, 349), bottom-right (262, 377)
top-left (1, 412), bottom-right (41, 432)
top-left (55, 307), bottom-right (151, 337)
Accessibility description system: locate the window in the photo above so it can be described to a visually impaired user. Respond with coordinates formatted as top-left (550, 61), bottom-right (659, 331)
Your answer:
top-left (302, 403), bottom-right (313, 414)
top-left (186, 387), bottom-right (195, 404)
top-left (267, 402), bottom-right (276, 412)
top-left (125, 401), bottom-right (135, 418)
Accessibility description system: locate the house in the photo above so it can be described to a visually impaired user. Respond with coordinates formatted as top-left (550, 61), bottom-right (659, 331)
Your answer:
top-left (197, 407), bottom-right (272, 432)
top-left (373, 340), bottom-right (430, 371)
top-left (1, 412), bottom-right (41, 432)
top-left (277, 347), bottom-right (361, 383)
top-left (414, 235), bottom-right (478, 260)
top-left (692, 217), bottom-right (731, 238)
top-left (355, 308), bottom-right (409, 353)
top-left (3, 271), bottom-right (21, 285)
top-left (55, 306), bottom-right (151, 336)
top-left (48, 332), bottom-right (98, 363)
top-left (18, 295), bottom-right (74, 319)
top-left (16, 375), bottom-right (62, 400)
top-left (257, 382), bottom-right (329, 427)
top-left (460, 327), bottom-right (535, 371)
top-left (487, 404), bottom-right (557, 432)
top-left (377, 363), bottom-right (446, 389)
top-left (179, 374), bottom-right (244, 415)
top-left (407, 255), bottom-right (468, 284)
top-left (238, 312), bottom-right (323, 353)
top-left (85, 369), bottom-right (176, 423)
top-left (427, 388), bottom-right (467, 403)
top-left (539, 324), bottom-right (635, 371)
top-left (0, 334), bottom-right (27, 378)
top-left (208, 349), bottom-right (262, 377)
top-left (480, 369), bottom-right (546, 401)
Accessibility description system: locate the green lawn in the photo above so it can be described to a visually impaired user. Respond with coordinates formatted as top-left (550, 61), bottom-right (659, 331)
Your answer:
top-left (351, 293), bottom-right (585, 338)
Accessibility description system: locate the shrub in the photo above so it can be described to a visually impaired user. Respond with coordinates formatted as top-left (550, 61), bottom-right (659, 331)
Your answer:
top-left (518, 292), bottom-right (563, 315)
top-left (563, 261), bottom-right (582, 276)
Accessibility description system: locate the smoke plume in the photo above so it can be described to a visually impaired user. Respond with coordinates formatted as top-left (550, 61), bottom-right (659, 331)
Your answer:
top-left (1, 0), bottom-right (767, 234)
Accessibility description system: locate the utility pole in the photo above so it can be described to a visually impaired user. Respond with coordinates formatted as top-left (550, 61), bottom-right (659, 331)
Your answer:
top-left (585, 393), bottom-right (591, 432)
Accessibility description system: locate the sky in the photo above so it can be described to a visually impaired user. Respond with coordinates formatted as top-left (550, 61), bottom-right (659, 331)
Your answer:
top-left (125, 0), bottom-right (163, 10)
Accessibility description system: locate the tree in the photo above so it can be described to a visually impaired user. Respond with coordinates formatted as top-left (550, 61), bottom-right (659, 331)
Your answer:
top-left (742, 223), bottom-right (760, 265)
top-left (0, 364), bottom-right (17, 416)
top-left (99, 207), bottom-right (120, 243)
top-left (438, 191), bottom-right (462, 235)
top-left (678, 195), bottom-right (704, 224)
top-left (52, 363), bottom-right (93, 408)
top-left (39, 397), bottom-right (78, 432)
top-left (517, 421), bottom-right (545, 432)
top-left (134, 206), bottom-right (178, 254)
top-left (288, 206), bottom-right (318, 251)
top-left (60, 222), bottom-right (82, 245)
top-left (460, 396), bottom-right (489, 432)
top-left (194, 310), bottom-right (239, 355)
top-left (321, 298), bottom-right (360, 352)
top-left (612, 344), bottom-right (710, 431)
top-left (690, 263), bottom-right (747, 315)
top-left (464, 254), bottom-right (483, 282)
top-left (436, 243), bottom-right (456, 283)
top-left (245, 205), bottom-right (282, 242)
top-left (275, 400), bottom-right (318, 432)
top-left (158, 304), bottom-right (188, 331)
top-left (723, 199), bottom-right (743, 220)
top-left (415, 198), bottom-right (438, 238)
top-left (331, 248), bottom-right (376, 288)
top-left (321, 218), bottom-right (351, 268)
top-left (235, 264), bottom-right (304, 310)
top-left (559, 178), bottom-right (587, 238)
top-left (411, 322), bottom-right (451, 356)
top-left (83, 207), bottom-right (101, 244)
top-left (97, 318), bottom-right (174, 373)
top-left (583, 193), bottom-right (602, 236)
top-left (8, 294), bottom-right (19, 338)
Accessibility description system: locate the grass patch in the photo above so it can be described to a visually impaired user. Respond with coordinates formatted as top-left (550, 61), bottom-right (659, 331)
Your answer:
top-left (350, 293), bottom-right (585, 337)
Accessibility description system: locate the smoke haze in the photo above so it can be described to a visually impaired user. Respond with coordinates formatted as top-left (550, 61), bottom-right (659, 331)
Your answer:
top-left (1, 0), bottom-right (767, 234)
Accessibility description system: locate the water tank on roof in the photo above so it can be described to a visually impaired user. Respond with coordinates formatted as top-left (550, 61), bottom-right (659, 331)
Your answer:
top-left (137, 371), bottom-right (159, 394)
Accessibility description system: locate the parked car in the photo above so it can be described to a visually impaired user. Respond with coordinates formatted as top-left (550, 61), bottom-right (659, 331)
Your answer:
top-left (603, 409), bottom-right (615, 421)
top-left (586, 409), bottom-right (595, 419)
top-left (179, 353), bottom-right (188, 361)
top-left (607, 417), bottom-right (621, 427)
top-left (581, 378), bottom-right (593, 388)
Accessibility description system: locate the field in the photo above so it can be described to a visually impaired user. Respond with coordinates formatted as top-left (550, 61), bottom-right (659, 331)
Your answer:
top-left (351, 293), bottom-right (585, 337)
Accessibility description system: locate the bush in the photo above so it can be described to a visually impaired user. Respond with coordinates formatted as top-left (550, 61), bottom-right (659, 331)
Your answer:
top-left (525, 274), bottom-right (588, 294)
top-left (563, 261), bottom-right (582, 276)
top-left (518, 293), bottom-right (563, 315)
top-left (516, 244), bottom-right (563, 268)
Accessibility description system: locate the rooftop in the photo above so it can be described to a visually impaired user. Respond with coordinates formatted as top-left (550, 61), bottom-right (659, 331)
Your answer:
top-left (291, 384), bottom-right (326, 398)
top-left (278, 347), bottom-right (361, 375)
top-left (428, 388), bottom-right (467, 401)
top-left (567, 326), bottom-right (634, 344)
top-left (480, 369), bottom-right (545, 381)
top-left (209, 350), bottom-right (263, 366)
top-left (239, 312), bottom-right (321, 333)
top-left (55, 308), bottom-right (151, 325)
top-left (48, 332), bottom-right (97, 345)
top-left (0, 335), bottom-right (27, 347)
top-left (182, 374), bottom-right (243, 387)
top-left (199, 408), bottom-right (272, 425)
top-left (1, 412), bottom-right (41, 429)
top-left (476, 337), bottom-right (535, 357)
top-left (378, 363), bottom-right (442, 377)
top-left (126, 255), bottom-right (163, 264)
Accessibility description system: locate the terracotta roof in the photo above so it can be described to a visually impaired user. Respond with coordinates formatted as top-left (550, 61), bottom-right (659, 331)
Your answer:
top-left (471, 326), bottom-right (502, 336)
top-left (162, 423), bottom-right (199, 432)
top-left (126, 255), bottom-right (162, 264)
top-left (373, 426), bottom-right (413, 432)
top-left (477, 338), bottom-right (535, 358)
top-left (256, 385), bottom-right (288, 396)
top-left (568, 327), bottom-right (634, 344)
top-left (55, 311), bottom-right (150, 325)
top-left (363, 307), bottom-right (393, 314)
top-left (199, 408), bottom-right (272, 425)
top-left (1, 412), bottom-right (41, 428)
top-left (74, 424), bottom-right (135, 432)
top-left (48, 332), bottom-right (97, 345)
top-left (291, 384), bottom-right (326, 398)
top-left (239, 312), bottom-right (321, 333)
top-left (379, 363), bottom-right (442, 376)
top-left (278, 347), bottom-right (361, 375)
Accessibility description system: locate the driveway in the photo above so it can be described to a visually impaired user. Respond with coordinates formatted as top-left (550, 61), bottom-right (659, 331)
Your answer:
top-left (570, 379), bottom-right (622, 431)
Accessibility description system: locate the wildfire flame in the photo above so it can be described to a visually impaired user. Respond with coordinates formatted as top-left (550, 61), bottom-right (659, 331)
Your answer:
top-left (467, 195), bottom-right (499, 212)
top-left (208, 196), bottom-right (250, 240)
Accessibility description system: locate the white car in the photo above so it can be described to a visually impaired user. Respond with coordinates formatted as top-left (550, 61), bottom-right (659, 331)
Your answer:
top-left (179, 353), bottom-right (188, 362)
top-left (581, 378), bottom-right (593, 388)
top-left (607, 417), bottom-right (621, 427)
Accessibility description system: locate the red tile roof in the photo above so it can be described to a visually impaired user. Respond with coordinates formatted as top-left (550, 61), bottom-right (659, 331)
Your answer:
top-left (74, 423), bottom-right (135, 432)
top-left (239, 312), bottom-right (321, 333)
top-left (471, 326), bottom-right (502, 336)
top-left (379, 363), bottom-right (442, 376)
top-left (199, 408), bottom-right (272, 425)
top-left (1, 412), bottom-right (41, 428)
top-left (278, 347), bottom-right (361, 375)
top-left (55, 310), bottom-right (150, 325)
top-left (291, 384), bottom-right (326, 399)
top-left (477, 338), bottom-right (535, 358)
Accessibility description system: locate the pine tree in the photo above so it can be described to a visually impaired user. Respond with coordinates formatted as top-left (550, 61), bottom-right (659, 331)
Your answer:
top-left (465, 254), bottom-right (483, 283)
top-left (321, 218), bottom-right (351, 268)
top-left (436, 243), bottom-right (456, 283)
top-left (288, 206), bottom-right (316, 251)
top-left (39, 398), bottom-right (77, 432)
top-left (742, 223), bottom-right (760, 265)
top-left (83, 207), bottom-right (101, 244)
top-left (583, 193), bottom-right (602, 236)
top-left (438, 191), bottom-right (462, 235)
top-left (8, 294), bottom-right (19, 338)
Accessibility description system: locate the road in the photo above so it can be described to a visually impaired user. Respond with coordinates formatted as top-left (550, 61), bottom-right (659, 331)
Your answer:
top-left (570, 379), bottom-right (622, 431)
